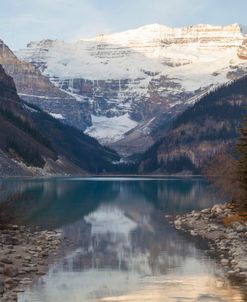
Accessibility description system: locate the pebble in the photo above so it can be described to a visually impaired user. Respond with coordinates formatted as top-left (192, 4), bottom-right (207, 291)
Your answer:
top-left (221, 259), bottom-right (229, 266)
top-left (0, 224), bottom-right (63, 300)
top-left (1, 258), bottom-right (13, 265)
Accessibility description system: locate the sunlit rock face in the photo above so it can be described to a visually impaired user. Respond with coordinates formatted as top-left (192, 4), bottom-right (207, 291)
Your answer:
top-left (238, 38), bottom-right (247, 60)
top-left (16, 24), bottom-right (247, 154)
top-left (0, 40), bottom-right (91, 131)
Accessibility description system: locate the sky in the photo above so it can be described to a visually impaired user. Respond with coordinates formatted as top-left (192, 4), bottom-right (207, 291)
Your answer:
top-left (0, 0), bottom-right (247, 50)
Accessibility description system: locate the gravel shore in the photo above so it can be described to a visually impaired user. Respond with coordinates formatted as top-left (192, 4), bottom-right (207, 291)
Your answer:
top-left (0, 224), bottom-right (63, 301)
top-left (170, 203), bottom-right (247, 288)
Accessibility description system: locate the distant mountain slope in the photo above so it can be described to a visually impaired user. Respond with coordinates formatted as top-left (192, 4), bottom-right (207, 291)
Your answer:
top-left (16, 23), bottom-right (247, 154)
top-left (139, 75), bottom-right (247, 174)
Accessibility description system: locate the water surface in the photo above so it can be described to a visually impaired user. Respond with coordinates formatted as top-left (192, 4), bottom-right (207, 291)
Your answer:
top-left (0, 177), bottom-right (245, 302)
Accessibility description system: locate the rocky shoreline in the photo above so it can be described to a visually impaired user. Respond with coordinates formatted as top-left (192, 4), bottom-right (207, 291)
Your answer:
top-left (171, 203), bottom-right (247, 287)
top-left (0, 224), bottom-right (63, 302)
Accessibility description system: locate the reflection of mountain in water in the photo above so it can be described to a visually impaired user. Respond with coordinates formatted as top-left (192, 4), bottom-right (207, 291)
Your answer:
top-left (0, 178), bottom-right (219, 229)
top-left (62, 203), bottom-right (199, 276)
top-left (19, 196), bottom-right (245, 302)
top-left (5, 178), bottom-right (242, 302)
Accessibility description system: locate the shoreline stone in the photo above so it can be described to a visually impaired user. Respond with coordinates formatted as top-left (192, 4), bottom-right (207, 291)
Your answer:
top-left (0, 224), bottom-right (63, 302)
top-left (169, 203), bottom-right (247, 288)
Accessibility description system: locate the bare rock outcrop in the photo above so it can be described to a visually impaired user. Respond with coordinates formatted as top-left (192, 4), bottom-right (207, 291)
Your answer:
top-left (238, 39), bottom-right (247, 60)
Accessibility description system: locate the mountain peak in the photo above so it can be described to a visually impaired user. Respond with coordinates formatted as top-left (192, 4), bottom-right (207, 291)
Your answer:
top-left (136, 23), bottom-right (168, 30)
top-left (81, 23), bottom-right (245, 44)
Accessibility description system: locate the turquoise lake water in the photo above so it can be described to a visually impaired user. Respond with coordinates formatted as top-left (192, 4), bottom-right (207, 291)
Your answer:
top-left (0, 177), bottom-right (245, 302)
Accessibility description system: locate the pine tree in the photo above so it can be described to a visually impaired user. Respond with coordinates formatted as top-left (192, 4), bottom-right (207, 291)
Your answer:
top-left (236, 115), bottom-right (247, 208)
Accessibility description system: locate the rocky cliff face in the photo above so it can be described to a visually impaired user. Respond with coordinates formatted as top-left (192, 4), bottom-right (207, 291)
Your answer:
top-left (139, 75), bottom-right (247, 174)
top-left (16, 24), bottom-right (247, 155)
top-left (238, 38), bottom-right (247, 60)
top-left (0, 40), bottom-right (91, 131)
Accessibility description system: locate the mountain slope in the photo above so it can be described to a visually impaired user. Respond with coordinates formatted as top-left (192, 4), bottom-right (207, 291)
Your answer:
top-left (16, 23), bottom-right (247, 154)
top-left (25, 102), bottom-right (119, 173)
top-left (0, 64), bottom-right (59, 176)
top-left (0, 39), bottom-right (91, 131)
top-left (138, 75), bottom-right (247, 174)
top-left (0, 64), bottom-right (119, 176)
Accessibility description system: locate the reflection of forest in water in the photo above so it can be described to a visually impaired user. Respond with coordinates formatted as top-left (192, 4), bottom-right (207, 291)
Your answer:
top-left (0, 178), bottom-right (219, 276)
top-left (0, 178), bottom-right (219, 229)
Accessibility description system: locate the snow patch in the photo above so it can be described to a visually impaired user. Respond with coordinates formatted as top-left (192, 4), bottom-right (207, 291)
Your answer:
top-left (50, 113), bottom-right (65, 119)
top-left (24, 104), bottom-right (38, 113)
top-left (85, 114), bottom-right (138, 144)
top-left (85, 206), bottom-right (137, 235)
top-left (16, 23), bottom-right (245, 82)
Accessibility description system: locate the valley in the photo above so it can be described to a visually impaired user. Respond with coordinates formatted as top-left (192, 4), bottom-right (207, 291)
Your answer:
top-left (1, 5), bottom-right (247, 301)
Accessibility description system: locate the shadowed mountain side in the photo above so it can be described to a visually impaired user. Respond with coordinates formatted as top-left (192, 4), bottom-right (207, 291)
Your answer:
top-left (139, 75), bottom-right (247, 174)
top-left (0, 64), bottom-right (59, 175)
top-left (25, 102), bottom-right (119, 173)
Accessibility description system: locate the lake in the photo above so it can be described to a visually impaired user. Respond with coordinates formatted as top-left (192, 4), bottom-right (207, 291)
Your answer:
top-left (0, 177), bottom-right (245, 302)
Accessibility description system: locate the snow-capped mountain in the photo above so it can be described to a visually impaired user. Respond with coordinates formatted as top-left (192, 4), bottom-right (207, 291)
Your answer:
top-left (16, 23), bottom-right (247, 155)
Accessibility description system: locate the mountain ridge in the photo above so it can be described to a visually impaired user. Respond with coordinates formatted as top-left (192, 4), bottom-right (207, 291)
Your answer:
top-left (13, 23), bottom-right (247, 155)
top-left (138, 74), bottom-right (247, 174)
top-left (82, 23), bottom-right (246, 42)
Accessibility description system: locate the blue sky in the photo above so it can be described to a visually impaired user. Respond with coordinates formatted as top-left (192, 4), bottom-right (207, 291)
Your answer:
top-left (0, 0), bottom-right (247, 50)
